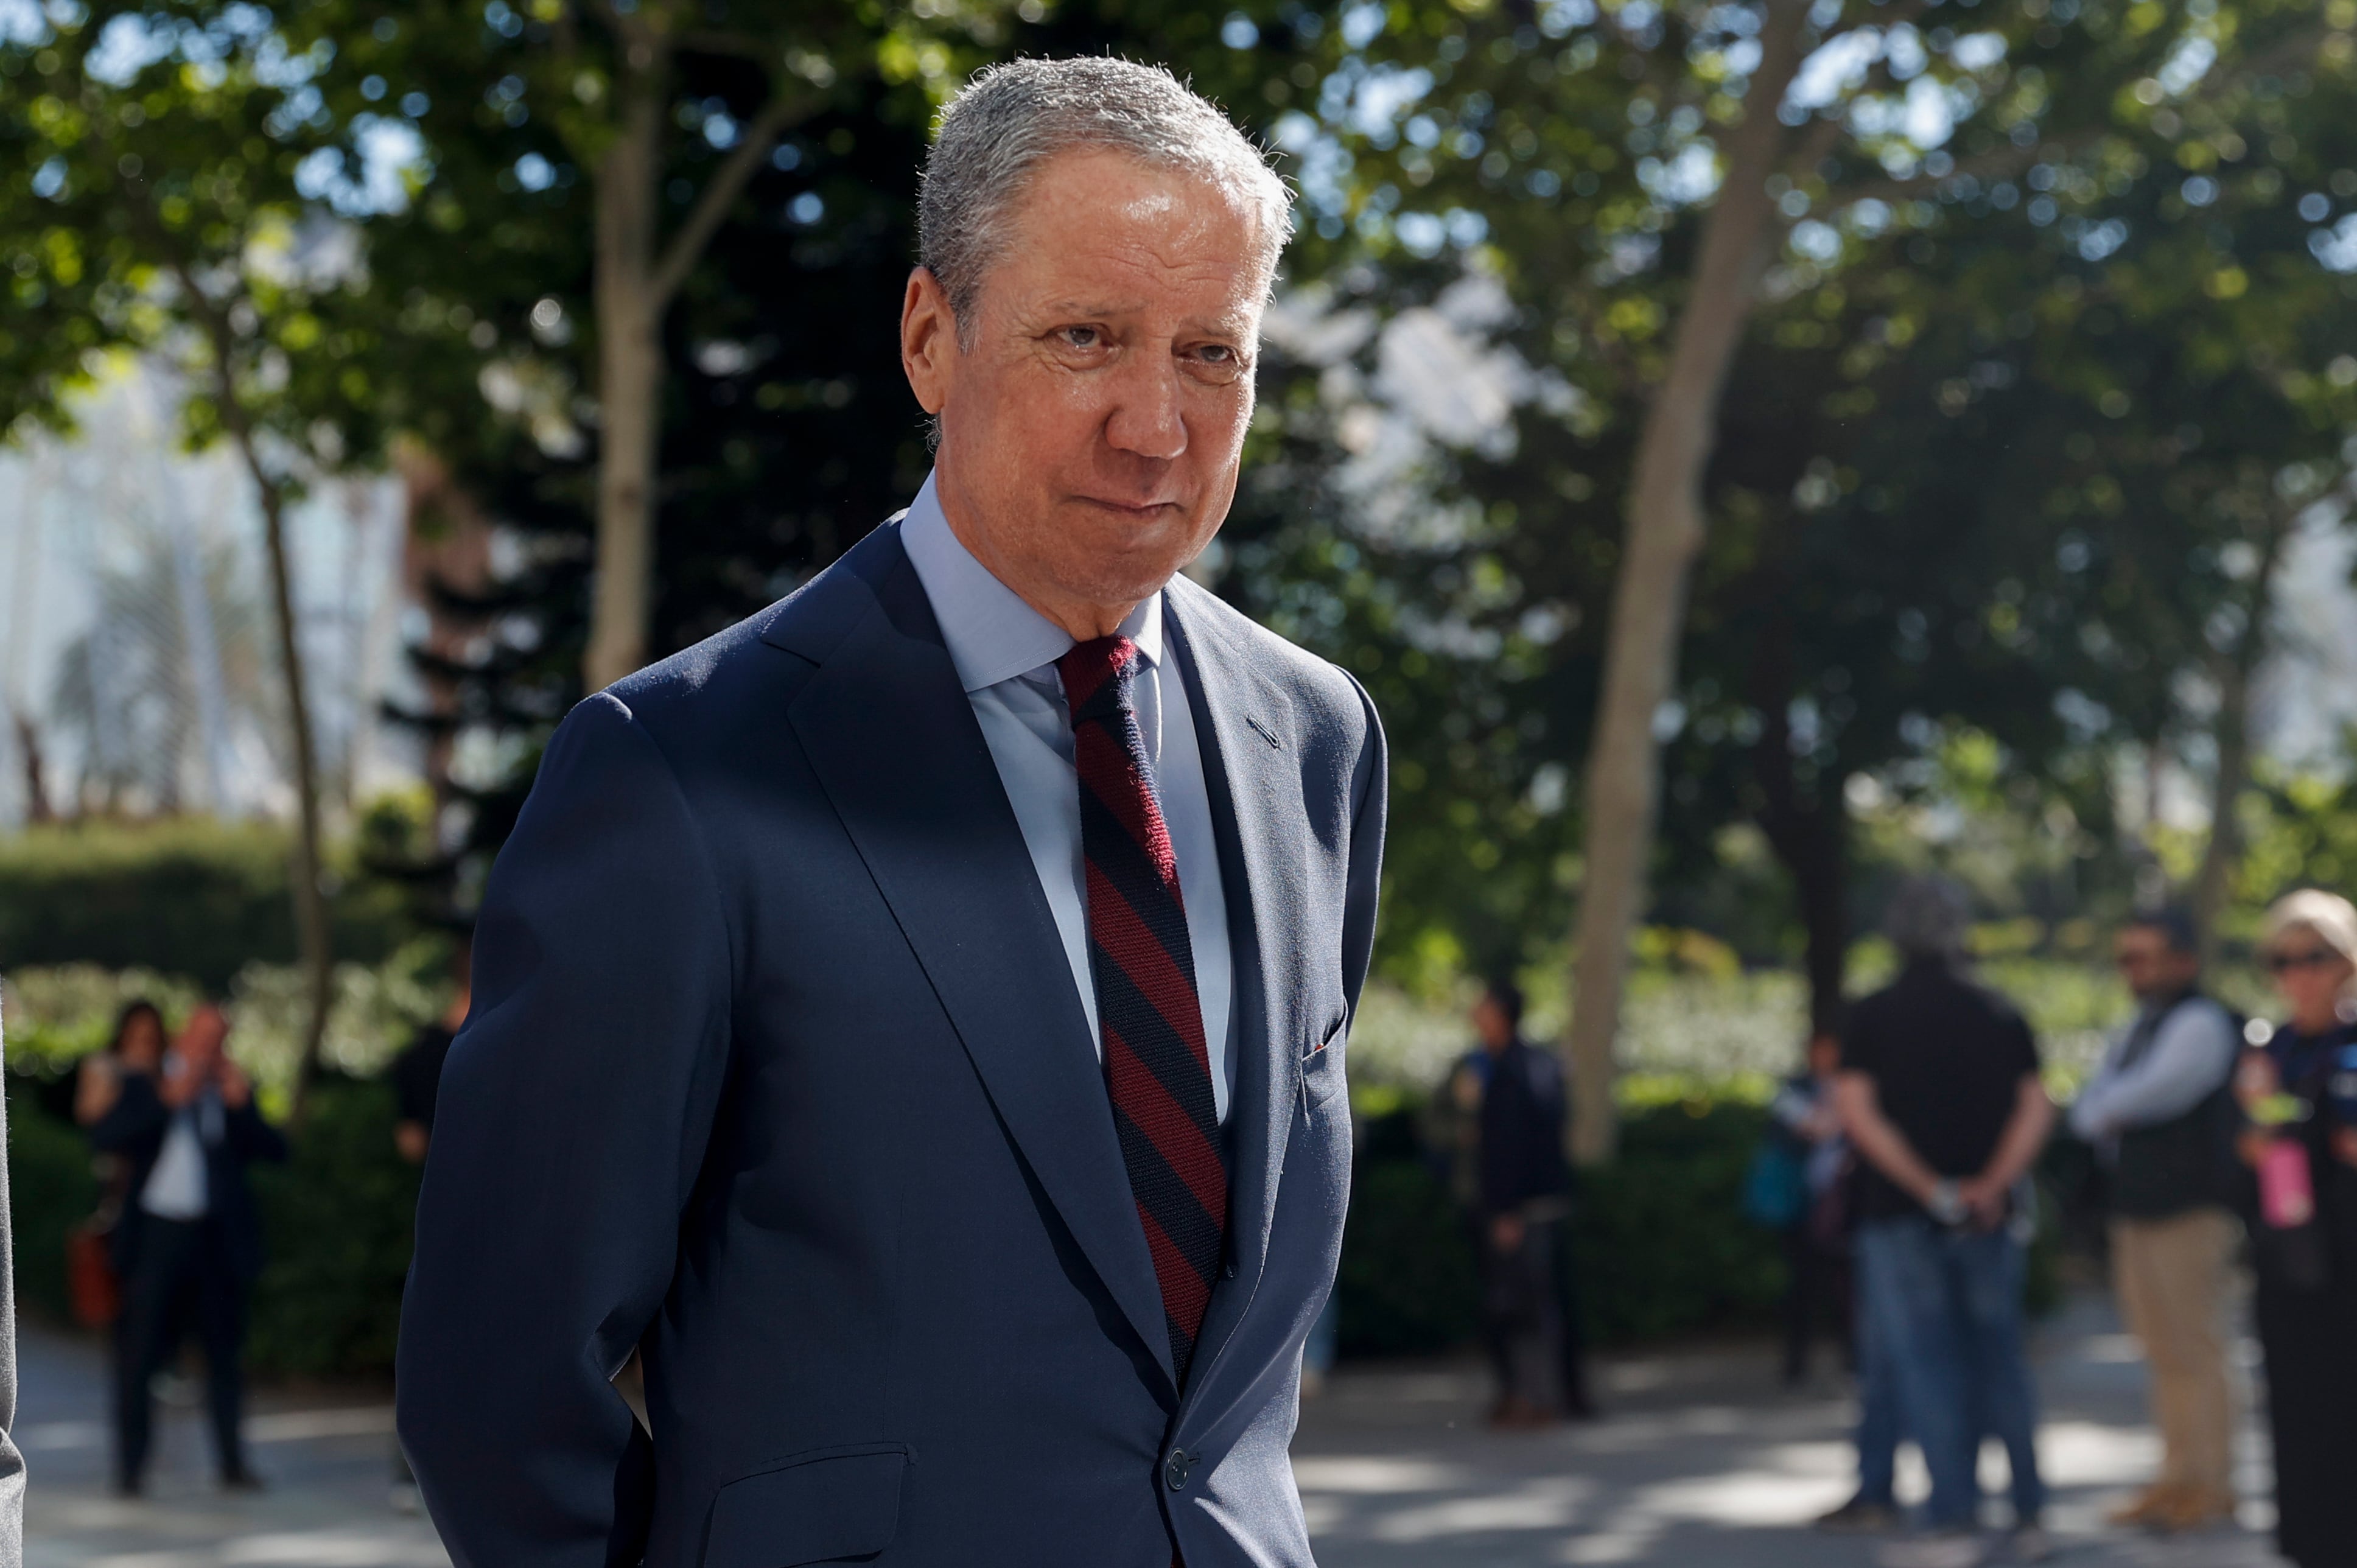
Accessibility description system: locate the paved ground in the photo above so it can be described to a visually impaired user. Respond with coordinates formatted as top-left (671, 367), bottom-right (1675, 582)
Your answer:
top-left (13, 1292), bottom-right (2292, 1566)
top-left (1296, 1292), bottom-right (2285, 1567)
top-left (16, 1324), bottom-right (442, 1567)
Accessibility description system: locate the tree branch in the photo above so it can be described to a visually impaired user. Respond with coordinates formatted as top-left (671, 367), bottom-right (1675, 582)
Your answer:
top-left (648, 89), bottom-right (817, 309)
top-left (1827, 23), bottom-right (2328, 213)
top-left (590, 0), bottom-right (657, 55)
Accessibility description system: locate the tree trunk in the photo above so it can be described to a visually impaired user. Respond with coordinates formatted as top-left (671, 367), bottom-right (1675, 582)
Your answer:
top-left (253, 475), bottom-right (336, 1124)
top-left (1561, 0), bottom-right (1812, 1165)
top-left (2189, 651), bottom-right (2249, 965)
top-left (583, 71), bottom-right (668, 694)
top-left (10, 712), bottom-right (51, 824)
top-left (2190, 509), bottom-right (2291, 963)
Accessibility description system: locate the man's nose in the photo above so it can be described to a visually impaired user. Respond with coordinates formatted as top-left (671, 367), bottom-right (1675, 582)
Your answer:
top-left (1102, 351), bottom-right (1188, 462)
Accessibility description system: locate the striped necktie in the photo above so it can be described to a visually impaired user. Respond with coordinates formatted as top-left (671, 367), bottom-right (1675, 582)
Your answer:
top-left (1059, 634), bottom-right (1228, 1387)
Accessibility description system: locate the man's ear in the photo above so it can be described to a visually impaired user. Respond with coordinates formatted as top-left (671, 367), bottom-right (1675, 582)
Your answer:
top-left (901, 267), bottom-right (959, 415)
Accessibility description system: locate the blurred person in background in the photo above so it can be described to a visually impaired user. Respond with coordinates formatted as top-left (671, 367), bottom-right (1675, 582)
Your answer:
top-left (1838, 877), bottom-right (2054, 1568)
top-left (388, 947), bottom-right (471, 1511)
top-left (391, 947), bottom-right (472, 1166)
top-left (70, 1003), bottom-right (169, 1437)
top-left (74, 1001), bottom-right (165, 1129)
top-left (89, 1001), bottom-right (287, 1496)
top-left (1449, 980), bottom-right (1580, 1429)
top-left (1770, 1024), bottom-right (1854, 1388)
top-left (2068, 908), bottom-right (2241, 1533)
top-left (2234, 890), bottom-right (2357, 1568)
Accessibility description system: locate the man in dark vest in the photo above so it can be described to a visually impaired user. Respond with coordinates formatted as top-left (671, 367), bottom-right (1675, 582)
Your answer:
top-left (2068, 908), bottom-right (2241, 1531)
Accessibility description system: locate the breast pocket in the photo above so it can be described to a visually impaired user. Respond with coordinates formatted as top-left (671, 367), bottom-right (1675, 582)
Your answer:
top-left (704, 1443), bottom-right (909, 1567)
top-left (1300, 1015), bottom-right (1348, 1110)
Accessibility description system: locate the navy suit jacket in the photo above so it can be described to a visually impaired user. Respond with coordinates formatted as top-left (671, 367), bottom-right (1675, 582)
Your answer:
top-left (399, 522), bottom-right (1387, 1568)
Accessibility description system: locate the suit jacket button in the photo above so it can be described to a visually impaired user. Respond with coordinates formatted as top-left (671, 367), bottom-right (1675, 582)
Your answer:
top-left (1164, 1451), bottom-right (1193, 1491)
top-left (1223, 1262), bottom-right (1238, 1279)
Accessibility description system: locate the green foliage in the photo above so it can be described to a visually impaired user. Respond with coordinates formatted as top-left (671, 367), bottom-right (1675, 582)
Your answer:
top-left (245, 1077), bottom-right (421, 1380)
top-left (5, 1076), bottom-right (418, 1379)
top-left (4, 1080), bottom-right (99, 1326)
top-left (1339, 1097), bottom-right (1787, 1356)
top-left (1572, 1099), bottom-right (1787, 1343)
top-left (1336, 1157), bottom-right (1481, 1356)
top-left (0, 820), bottom-right (407, 991)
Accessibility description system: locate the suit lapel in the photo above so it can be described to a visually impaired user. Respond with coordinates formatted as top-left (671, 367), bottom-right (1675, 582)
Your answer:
top-left (777, 531), bottom-right (1178, 1392)
top-left (1164, 589), bottom-right (1299, 1379)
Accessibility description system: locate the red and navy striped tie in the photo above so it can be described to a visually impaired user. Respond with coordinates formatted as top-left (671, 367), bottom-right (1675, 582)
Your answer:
top-left (1059, 634), bottom-right (1228, 1387)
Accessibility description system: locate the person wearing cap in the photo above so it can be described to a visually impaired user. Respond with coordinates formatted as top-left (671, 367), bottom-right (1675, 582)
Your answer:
top-left (2236, 891), bottom-right (2357, 1568)
top-left (1837, 878), bottom-right (2054, 1568)
top-left (2068, 908), bottom-right (2243, 1533)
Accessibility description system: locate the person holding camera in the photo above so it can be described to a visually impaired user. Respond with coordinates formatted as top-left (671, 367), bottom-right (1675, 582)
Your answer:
top-left (89, 1001), bottom-right (287, 1496)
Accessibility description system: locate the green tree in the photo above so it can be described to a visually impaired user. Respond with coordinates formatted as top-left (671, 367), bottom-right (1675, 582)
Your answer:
top-left (1246, 0), bottom-right (2340, 1155)
top-left (0, 2), bottom-right (457, 1111)
top-left (277, 0), bottom-right (1017, 691)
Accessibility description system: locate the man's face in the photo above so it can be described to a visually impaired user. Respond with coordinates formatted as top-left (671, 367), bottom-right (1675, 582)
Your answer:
top-left (1471, 997), bottom-right (1514, 1054)
top-left (177, 1005), bottom-right (228, 1071)
top-left (2114, 928), bottom-right (2197, 1003)
top-left (902, 147), bottom-right (1271, 634)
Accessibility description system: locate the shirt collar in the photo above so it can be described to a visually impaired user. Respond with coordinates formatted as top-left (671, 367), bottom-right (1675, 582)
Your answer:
top-left (898, 469), bottom-right (1164, 694)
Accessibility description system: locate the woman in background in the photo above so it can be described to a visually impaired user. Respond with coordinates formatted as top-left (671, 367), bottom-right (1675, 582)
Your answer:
top-left (2236, 891), bottom-right (2357, 1568)
top-left (70, 1001), bottom-right (169, 1461)
top-left (75, 1001), bottom-right (165, 1129)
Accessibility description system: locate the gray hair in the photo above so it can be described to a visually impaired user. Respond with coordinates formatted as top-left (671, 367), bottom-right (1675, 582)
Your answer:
top-left (918, 57), bottom-right (1294, 341)
top-left (1883, 876), bottom-right (1972, 962)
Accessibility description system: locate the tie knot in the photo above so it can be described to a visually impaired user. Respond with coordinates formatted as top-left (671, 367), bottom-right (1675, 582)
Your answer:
top-left (1058, 635), bottom-right (1139, 727)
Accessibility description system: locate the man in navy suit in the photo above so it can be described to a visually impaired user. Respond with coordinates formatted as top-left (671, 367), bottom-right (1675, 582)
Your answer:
top-left (399, 56), bottom-right (1387, 1568)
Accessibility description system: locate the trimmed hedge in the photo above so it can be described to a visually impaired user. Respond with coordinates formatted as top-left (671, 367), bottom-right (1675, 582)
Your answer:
top-left (1338, 1098), bottom-right (1788, 1357)
top-left (7, 1075), bottom-right (418, 1382)
top-left (0, 820), bottom-right (408, 990)
top-left (8, 1087), bottom-right (99, 1325)
top-left (245, 1079), bottom-right (422, 1379)
top-left (2, 1073), bottom-right (2064, 1380)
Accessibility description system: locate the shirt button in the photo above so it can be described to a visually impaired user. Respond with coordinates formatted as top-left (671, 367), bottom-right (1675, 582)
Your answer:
top-left (1164, 1451), bottom-right (1193, 1491)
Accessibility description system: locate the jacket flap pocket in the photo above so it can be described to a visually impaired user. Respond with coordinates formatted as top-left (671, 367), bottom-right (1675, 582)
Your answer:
top-left (706, 1444), bottom-right (909, 1568)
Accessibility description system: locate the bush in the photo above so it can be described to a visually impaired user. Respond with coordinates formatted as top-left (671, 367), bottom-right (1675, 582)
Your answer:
top-left (1336, 1159), bottom-right (1481, 1356)
top-left (1573, 1099), bottom-right (1787, 1343)
top-left (6, 1076), bottom-right (418, 1382)
top-left (246, 1077), bottom-right (422, 1380)
top-left (6, 1080), bottom-right (100, 1324)
top-left (1336, 1091), bottom-right (2079, 1360)
top-left (0, 1062), bottom-right (2059, 1380)
top-left (0, 819), bottom-right (408, 990)
top-left (1336, 1097), bottom-right (1787, 1357)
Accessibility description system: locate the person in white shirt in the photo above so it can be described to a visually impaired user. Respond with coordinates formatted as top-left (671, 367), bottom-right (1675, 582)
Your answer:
top-left (2068, 909), bottom-right (2242, 1532)
top-left (88, 1003), bottom-right (287, 1496)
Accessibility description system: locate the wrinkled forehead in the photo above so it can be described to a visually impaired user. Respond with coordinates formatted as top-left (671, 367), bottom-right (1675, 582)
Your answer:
top-left (989, 149), bottom-right (1278, 321)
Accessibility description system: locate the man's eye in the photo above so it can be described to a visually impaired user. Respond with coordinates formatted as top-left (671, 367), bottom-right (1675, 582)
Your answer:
top-left (1186, 342), bottom-right (1245, 380)
top-left (1059, 326), bottom-right (1101, 349)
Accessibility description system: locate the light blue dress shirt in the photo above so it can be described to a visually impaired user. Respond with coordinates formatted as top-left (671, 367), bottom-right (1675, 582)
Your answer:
top-left (2067, 994), bottom-right (2240, 1146)
top-left (900, 473), bottom-right (1238, 1124)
